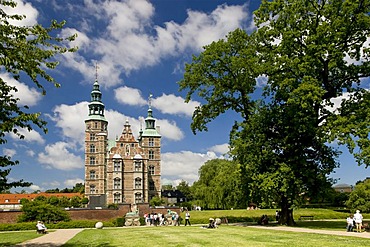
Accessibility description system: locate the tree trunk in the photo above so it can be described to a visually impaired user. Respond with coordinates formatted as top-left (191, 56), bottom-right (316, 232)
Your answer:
top-left (278, 196), bottom-right (295, 226)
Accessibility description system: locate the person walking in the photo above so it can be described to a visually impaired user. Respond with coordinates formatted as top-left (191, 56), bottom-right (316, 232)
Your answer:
top-left (353, 210), bottom-right (363, 233)
top-left (185, 210), bottom-right (191, 226)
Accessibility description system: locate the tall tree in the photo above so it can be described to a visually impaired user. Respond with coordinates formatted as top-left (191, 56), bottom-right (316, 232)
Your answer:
top-left (0, 0), bottom-right (76, 192)
top-left (179, 0), bottom-right (370, 225)
top-left (346, 178), bottom-right (370, 213)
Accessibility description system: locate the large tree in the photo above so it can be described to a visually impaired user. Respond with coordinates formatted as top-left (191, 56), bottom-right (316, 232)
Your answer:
top-left (0, 0), bottom-right (76, 192)
top-left (179, 0), bottom-right (370, 225)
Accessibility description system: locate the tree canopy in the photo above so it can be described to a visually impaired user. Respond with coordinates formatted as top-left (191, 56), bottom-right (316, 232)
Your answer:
top-left (346, 178), bottom-right (370, 213)
top-left (0, 0), bottom-right (76, 192)
top-left (179, 0), bottom-right (370, 225)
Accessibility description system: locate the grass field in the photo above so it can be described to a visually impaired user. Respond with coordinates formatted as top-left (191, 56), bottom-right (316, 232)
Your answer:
top-left (62, 225), bottom-right (369, 247)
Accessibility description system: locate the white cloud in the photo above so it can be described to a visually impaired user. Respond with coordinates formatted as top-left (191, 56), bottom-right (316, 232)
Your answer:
top-left (64, 178), bottom-right (84, 187)
top-left (3, 148), bottom-right (16, 157)
top-left (29, 184), bottom-right (42, 191)
top-left (161, 150), bottom-right (220, 185)
top-left (156, 119), bottom-right (184, 141)
top-left (153, 94), bottom-right (200, 117)
top-left (48, 102), bottom-right (88, 145)
top-left (60, 1), bottom-right (250, 88)
top-left (208, 143), bottom-right (229, 155)
top-left (49, 101), bottom-right (184, 144)
top-left (26, 150), bottom-right (35, 157)
top-left (38, 142), bottom-right (84, 170)
top-left (2, 0), bottom-right (38, 26)
top-left (114, 86), bottom-right (146, 106)
top-left (1, 73), bottom-right (43, 106)
top-left (9, 128), bottom-right (45, 144)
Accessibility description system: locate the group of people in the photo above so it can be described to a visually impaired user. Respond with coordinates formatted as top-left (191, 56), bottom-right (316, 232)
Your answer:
top-left (143, 210), bottom-right (191, 226)
top-left (346, 210), bottom-right (363, 233)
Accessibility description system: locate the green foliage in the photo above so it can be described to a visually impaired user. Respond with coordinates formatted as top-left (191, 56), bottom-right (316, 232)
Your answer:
top-left (176, 180), bottom-right (193, 201)
top-left (17, 198), bottom-right (70, 223)
top-left (179, 0), bottom-right (370, 225)
top-left (0, 0), bottom-right (76, 192)
top-left (192, 159), bottom-right (247, 210)
top-left (346, 178), bottom-right (370, 213)
top-left (107, 203), bottom-right (118, 209)
top-left (150, 196), bottom-right (165, 206)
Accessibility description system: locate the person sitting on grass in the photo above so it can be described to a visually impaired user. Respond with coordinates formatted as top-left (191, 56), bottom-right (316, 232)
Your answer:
top-left (36, 221), bottom-right (48, 234)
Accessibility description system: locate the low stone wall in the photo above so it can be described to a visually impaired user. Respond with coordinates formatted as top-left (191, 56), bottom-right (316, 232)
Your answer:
top-left (0, 211), bottom-right (22, 223)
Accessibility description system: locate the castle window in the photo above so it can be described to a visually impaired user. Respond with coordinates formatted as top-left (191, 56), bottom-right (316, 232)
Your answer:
top-left (90, 157), bottom-right (95, 165)
top-left (114, 193), bottom-right (121, 203)
top-left (135, 178), bottom-right (142, 189)
top-left (135, 161), bottom-right (141, 171)
top-left (114, 161), bottom-right (121, 171)
top-left (90, 144), bottom-right (95, 153)
top-left (149, 150), bottom-right (154, 160)
top-left (90, 133), bottom-right (95, 141)
top-left (114, 178), bottom-right (121, 189)
top-left (89, 171), bottom-right (96, 179)
top-left (148, 165), bottom-right (155, 175)
top-left (125, 145), bottom-right (130, 156)
top-left (149, 138), bottom-right (154, 147)
top-left (149, 181), bottom-right (155, 191)
top-left (90, 185), bottom-right (96, 194)
top-left (94, 122), bottom-right (98, 129)
top-left (135, 193), bottom-right (142, 204)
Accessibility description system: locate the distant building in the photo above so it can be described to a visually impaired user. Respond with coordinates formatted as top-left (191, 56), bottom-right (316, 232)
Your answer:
top-left (161, 190), bottom-right (187, 205)
top-left (84, 79), bottom-right (161, 207)
top-left (0, 193), bottom-right (82, 210)
top-left (333, 183), bottom-right (353, 193)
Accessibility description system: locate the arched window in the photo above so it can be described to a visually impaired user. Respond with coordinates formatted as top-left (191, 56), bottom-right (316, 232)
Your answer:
top-left (148, 165), bottom-right (155, 175)
top-left (90, 157), bottom-right (95, 165)
top-left (149, 180), bottom-right (155, 191)
top-left (135, 161), bottom-right (142, 171)
top-left (149, 150), bottom-right (154, 160)
top-left (149, 138), bottom-right (154, 147)
top-left (135, 193), bottom-right (142, 204)
top-left (135, 178), bottom-right (142, 189)
top-left (114, 160), bottom-right (121, 171)
top-left (90, 133), bottom-right (95, 141)
top-left (114, 178), bottom-right (121, 189)
top-left (114, 193), bottom-right (121, 203)
top-left (90, 185), bottom-right (96, 194)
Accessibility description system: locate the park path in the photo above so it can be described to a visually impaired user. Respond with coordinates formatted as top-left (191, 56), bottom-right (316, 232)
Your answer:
top-left (245, 224), bottom-right (370, 239)
top-left (15, 228), bottom-right (83, 247)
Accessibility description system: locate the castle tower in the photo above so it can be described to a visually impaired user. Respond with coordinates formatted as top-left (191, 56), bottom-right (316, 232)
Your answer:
top-left (138, 94), bottom-right (161, 201)
top-left (84, 79), bottom-right (108, 205)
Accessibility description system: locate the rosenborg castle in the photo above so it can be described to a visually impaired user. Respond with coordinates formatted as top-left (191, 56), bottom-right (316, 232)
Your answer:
top-left (84, 79), bottom-right (161, 206)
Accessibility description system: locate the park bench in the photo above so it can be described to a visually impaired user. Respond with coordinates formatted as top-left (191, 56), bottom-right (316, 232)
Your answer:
top-left (299, 216), bottom-right (314, 220)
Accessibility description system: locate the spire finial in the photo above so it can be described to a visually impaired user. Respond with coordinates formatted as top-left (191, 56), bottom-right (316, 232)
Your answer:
top-left (148, 94), bottom-right (153, 109)
top-left (95, 62), bottom-right (99, 81)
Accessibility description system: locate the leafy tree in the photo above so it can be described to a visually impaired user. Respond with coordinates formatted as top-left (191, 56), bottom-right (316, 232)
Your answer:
top-left (150, 196), bottom-right (165, 207)
top-left (179, 0), bottom-right (370, 225)
top-left (346, 179), bottom-right (370, 213)
top-left (176, 180), bottom-right (193, 201)
top-left (0, 0), bottom-right (76, 192)
top-left (18, 199), bottom-right (70, 223)
top-left (161, 184), bottom-right (174, 190)
top-left (72, 183), bottom-right (85, 193)
top-left (192, 159), bottom-right (247, 209)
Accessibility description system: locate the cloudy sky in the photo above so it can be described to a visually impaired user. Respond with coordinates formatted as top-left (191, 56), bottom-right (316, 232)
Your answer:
top-left (2, 0), bottom-right (368, 192)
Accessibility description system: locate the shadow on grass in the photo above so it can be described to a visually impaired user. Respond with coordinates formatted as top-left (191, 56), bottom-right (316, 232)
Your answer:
top-left (232, 220), bottom-right (346, 230)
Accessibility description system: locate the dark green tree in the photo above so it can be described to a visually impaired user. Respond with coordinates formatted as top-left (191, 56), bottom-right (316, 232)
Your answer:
top-left (150, 196), bottom-right (165, 207)
top-left (179, 0), bottom-right (370, 225)
top-left (18, 198), bottom-right (70, 223)
top-left (192, 159), bottom-right (247, 209)
top-left (0, 0), bottom-right (76, 193)
top-left (346, 179), bottom-right (370, 213)
top-left (176, 180), bottom-right (193, 201)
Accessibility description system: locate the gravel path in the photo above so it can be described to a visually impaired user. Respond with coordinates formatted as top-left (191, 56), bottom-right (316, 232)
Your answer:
top-left (15, 229), bottom-right (83, 247)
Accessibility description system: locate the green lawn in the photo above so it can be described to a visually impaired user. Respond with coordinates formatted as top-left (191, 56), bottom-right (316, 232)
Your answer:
top-left (0, 231), bottom-right (41, 247)
top-left (62, 225), bottom-right (369, 247)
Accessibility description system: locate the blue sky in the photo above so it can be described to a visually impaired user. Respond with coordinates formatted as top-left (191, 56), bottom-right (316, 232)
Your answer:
top-left (2, 0), bottom-right (368, 193)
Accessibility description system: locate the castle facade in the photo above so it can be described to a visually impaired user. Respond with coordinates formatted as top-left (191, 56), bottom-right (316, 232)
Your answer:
top-left (84, 80), bottom-right (161, 206)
